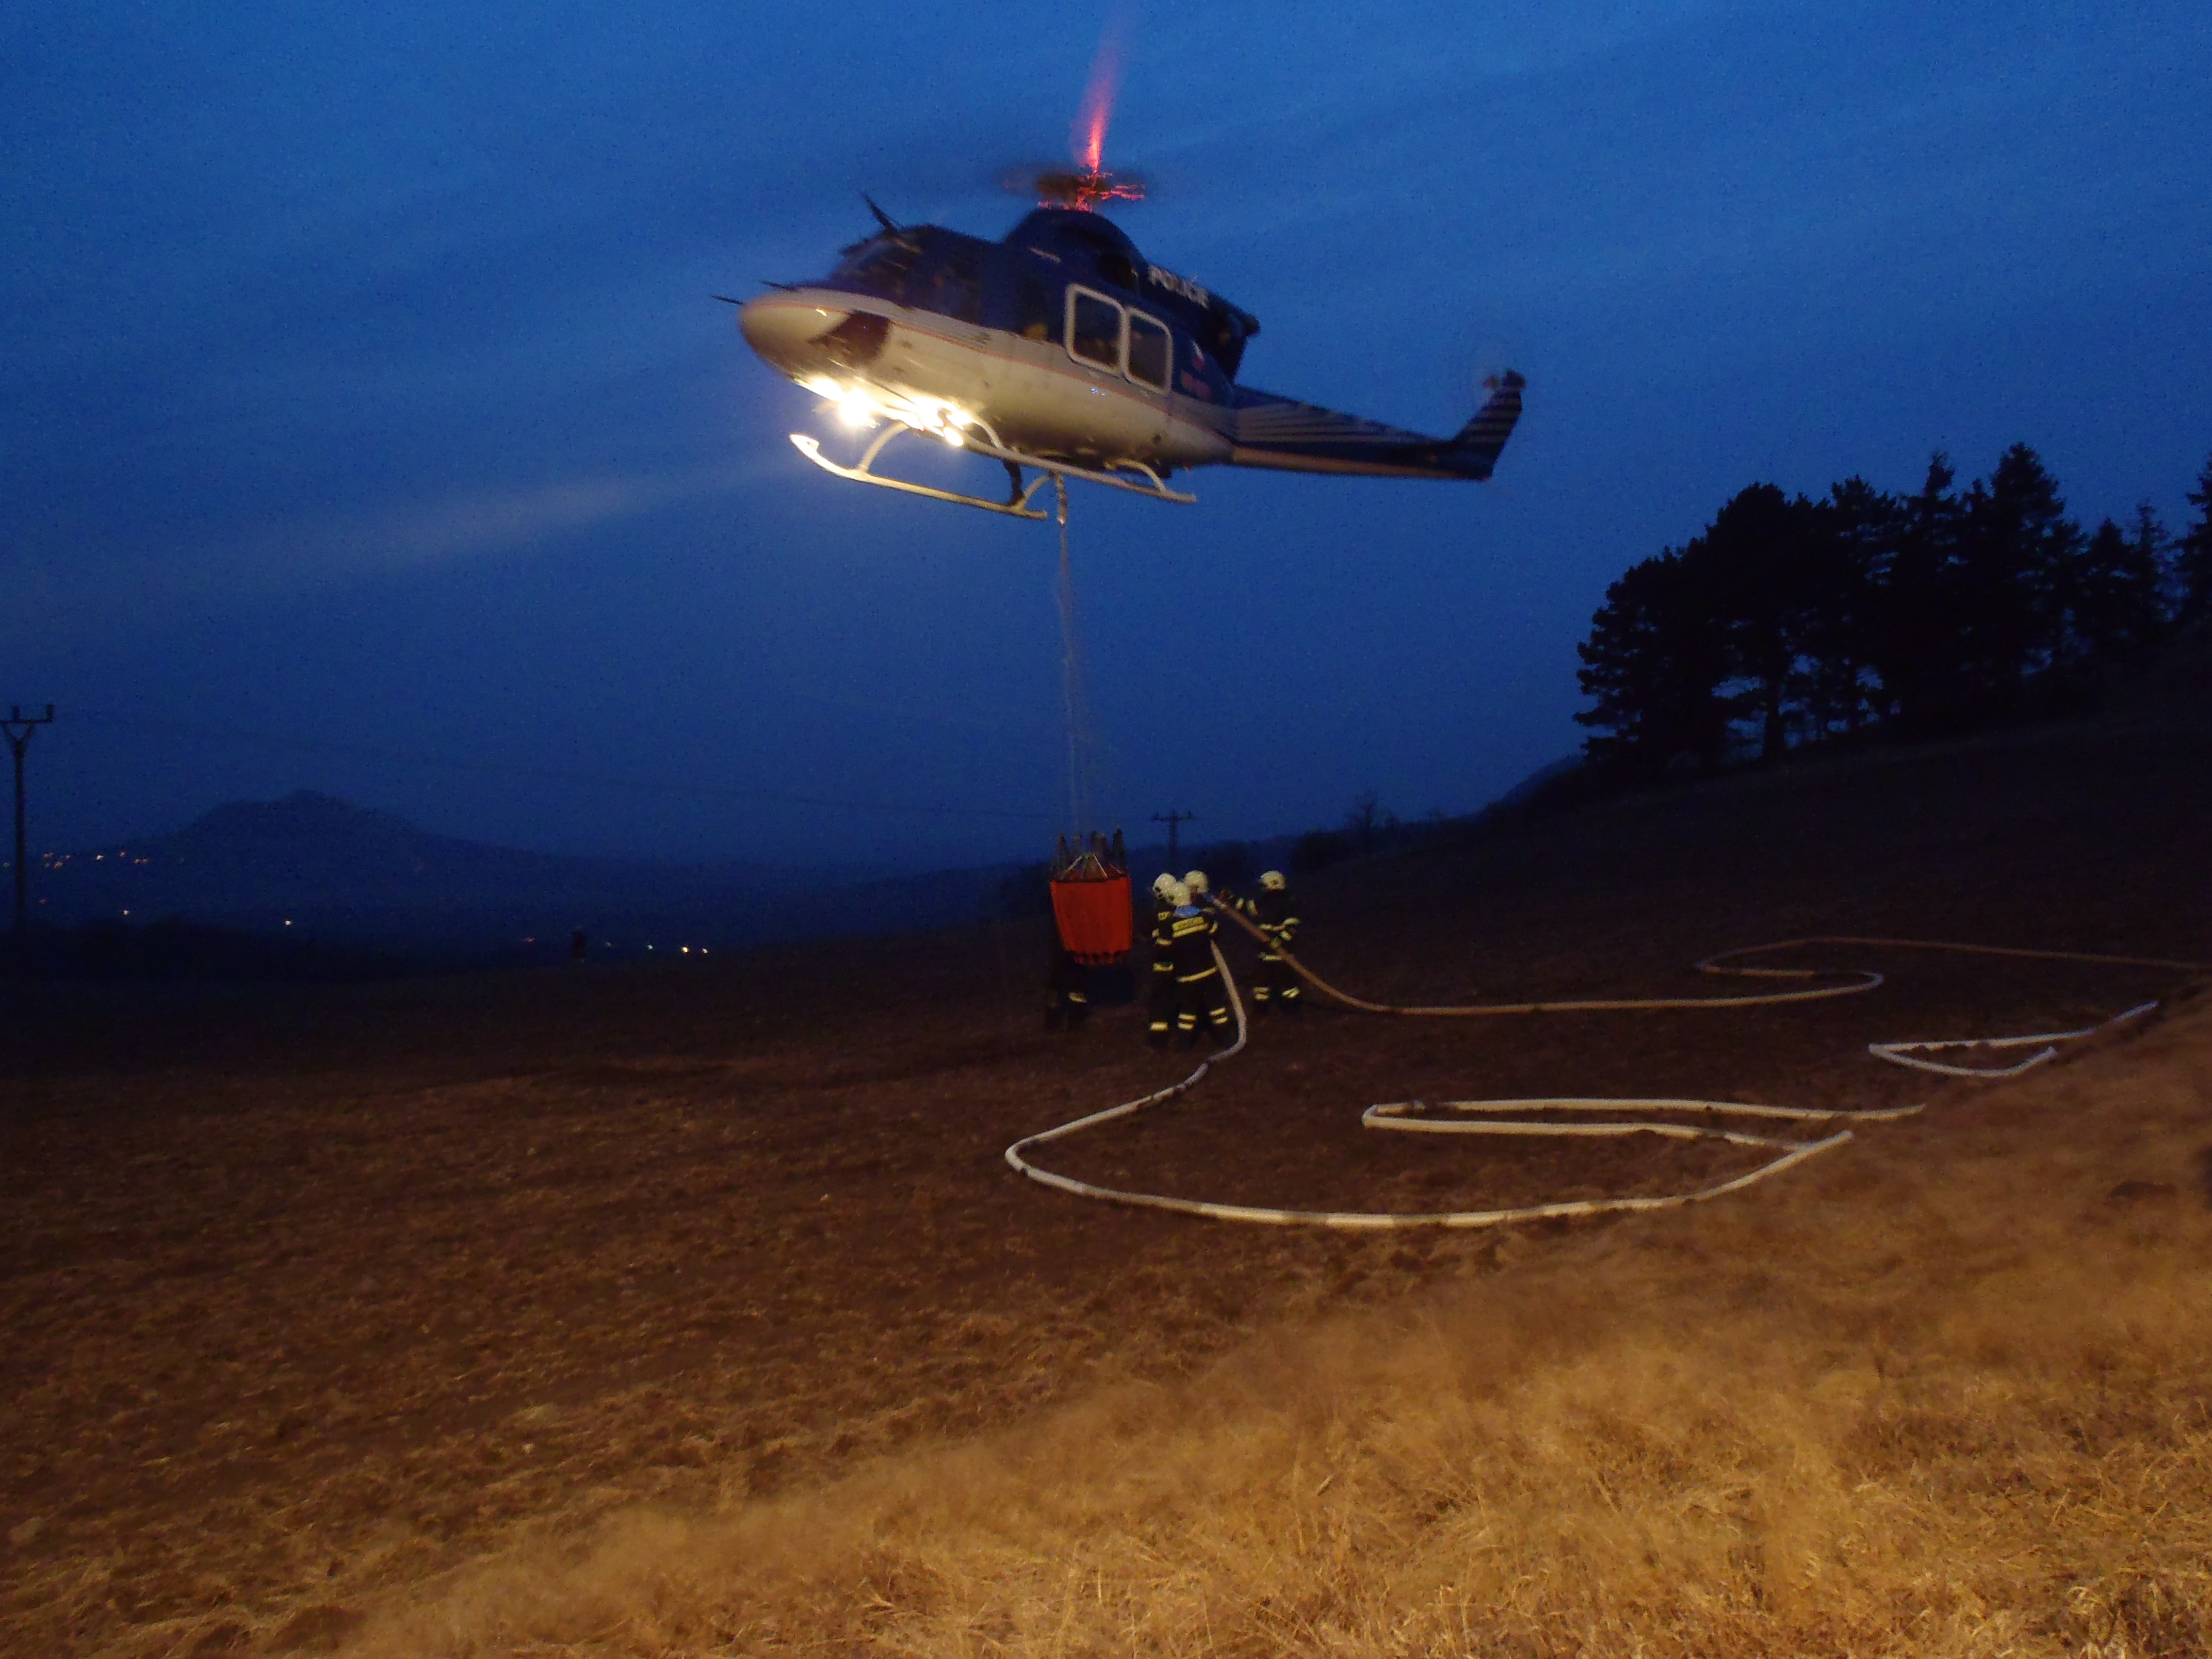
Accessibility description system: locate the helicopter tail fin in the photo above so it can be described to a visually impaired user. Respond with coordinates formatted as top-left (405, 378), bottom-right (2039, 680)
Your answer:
top-left (1444, 371), bottom-right (1525, 480)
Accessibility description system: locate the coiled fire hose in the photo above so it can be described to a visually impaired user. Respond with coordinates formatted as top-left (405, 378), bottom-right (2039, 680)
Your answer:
top-left (1003, 919), bottom-right (2202, 1231)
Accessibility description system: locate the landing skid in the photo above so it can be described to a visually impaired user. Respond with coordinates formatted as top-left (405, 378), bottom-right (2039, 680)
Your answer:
top-left (789, 420), bottom-right (1197, 519)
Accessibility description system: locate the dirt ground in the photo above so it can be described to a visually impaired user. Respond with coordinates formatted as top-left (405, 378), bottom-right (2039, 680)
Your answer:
top-left (3, 703), bottom-right (2208, 1657)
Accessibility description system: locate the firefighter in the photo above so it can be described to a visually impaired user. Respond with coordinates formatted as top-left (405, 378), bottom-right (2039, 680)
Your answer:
top-left (1241, 869), bottom-right (1302, 1015)
top-left (1170, 875), bottom-right (1231, 1047)
top-left (1146, 872), bottom-right (1179, 1048)
top-left (1045, 925), bottom-right (1090, 1031)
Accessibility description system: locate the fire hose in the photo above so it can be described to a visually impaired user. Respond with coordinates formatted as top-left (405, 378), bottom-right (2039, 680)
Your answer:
top-left (1002, 919), bottom-right (2200, 1230)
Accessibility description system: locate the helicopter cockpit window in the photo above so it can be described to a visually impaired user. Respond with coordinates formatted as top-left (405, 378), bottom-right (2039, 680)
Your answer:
top-left (1125, 312), bottom-right (1170, 392)
top-left (921, 245), bottom-right (985, 324)
top-left (836, 236), bottom-right (923, 304)
top-left (1068, 287), bottom-right (1122, 371)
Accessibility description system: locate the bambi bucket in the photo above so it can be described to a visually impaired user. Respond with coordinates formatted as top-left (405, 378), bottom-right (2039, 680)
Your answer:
top-left (1051, 872), bottom-right (1133, 964)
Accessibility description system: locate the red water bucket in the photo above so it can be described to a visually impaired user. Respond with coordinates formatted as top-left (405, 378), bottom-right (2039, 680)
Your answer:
top-left (1050, 871), bottom-right (1133, 964)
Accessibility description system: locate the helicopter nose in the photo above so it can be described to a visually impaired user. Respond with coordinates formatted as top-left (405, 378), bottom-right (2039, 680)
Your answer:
top-left (738, 295), bottom-right (846, 371)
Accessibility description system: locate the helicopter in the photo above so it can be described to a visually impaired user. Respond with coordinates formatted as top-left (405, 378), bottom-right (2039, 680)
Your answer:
top-left (732, 168), bottom-right (1526, 521)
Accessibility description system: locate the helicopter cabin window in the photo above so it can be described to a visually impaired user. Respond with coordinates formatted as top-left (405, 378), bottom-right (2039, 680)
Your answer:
top-left (1067, 287), bottom-right (1123, 372)
top-left (1015, 275), bottom-right (1055, 341)
top-left (836, 236), bottom-right (923, 304)
top-left (1125, 312), bottom-right (1170, 392)
top-left (921, 244), bottom-right (985, 325)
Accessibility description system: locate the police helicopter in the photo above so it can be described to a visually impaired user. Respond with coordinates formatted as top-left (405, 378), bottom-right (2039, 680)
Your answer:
top-left (731, 161), bottom-right (1526, 520)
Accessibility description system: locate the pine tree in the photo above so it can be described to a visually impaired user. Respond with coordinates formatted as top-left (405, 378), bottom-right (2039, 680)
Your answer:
top-left (2177, 452), bottom-right (2212, 624)
top-left (2060, 510), bottom-right (2167, 686)
top-left (2130, 502), bottom-right (2175, 645)
top-left (1800, 477), bottom-right (1891, 738)
top-left (1700, 483), bottom-right (1817, 761)
top-left (1864, 453), bottom-right (1966, 731)
top-left (1574, 548), bottom-right (1735, 776)
top-left (1958, 444), bottom-right (2079, 715)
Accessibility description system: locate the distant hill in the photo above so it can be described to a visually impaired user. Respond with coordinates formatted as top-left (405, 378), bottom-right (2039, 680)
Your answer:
top-left (44, 790), bottom-right (799, 909)
top-left (29, 790), bottom-right (1027, 958)
top-left (24, 764), bottom-right (1605, 969)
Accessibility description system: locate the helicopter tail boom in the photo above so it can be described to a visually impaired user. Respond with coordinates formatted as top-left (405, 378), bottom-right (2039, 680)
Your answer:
top-left (1225, 372), bottom-right (1525, 481)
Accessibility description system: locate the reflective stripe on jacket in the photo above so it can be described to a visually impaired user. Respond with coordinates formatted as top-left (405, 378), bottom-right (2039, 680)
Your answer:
top-left (1169, 905), bottom-right (1217, 979)
top-left (1246, 889), bottom-right (1298, 953)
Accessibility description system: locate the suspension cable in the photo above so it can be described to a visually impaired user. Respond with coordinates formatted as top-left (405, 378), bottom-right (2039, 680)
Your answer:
top-left (1050, 475), bottom-right (1093, 837)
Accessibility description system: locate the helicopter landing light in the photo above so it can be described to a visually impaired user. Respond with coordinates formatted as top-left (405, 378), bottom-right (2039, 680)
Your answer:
top-left (788, 417), bottom-right (1194, 517)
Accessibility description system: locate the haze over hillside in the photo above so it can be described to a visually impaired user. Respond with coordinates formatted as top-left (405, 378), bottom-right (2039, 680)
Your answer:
top-left (27, 790), bottom-right (1025, 956)
top-left (23, 761), bottom-right (1450, 963)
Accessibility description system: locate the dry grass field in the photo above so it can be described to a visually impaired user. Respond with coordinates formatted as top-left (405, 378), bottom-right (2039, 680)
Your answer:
top-left (3, 696), bottom-right (2208, 1656)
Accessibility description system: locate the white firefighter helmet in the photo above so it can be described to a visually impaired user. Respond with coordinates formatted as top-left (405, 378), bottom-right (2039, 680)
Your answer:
top-left (1183, 869), bottom-right (1209, 896)
top-left (1168, 881), bottom-right (1192, 907)
top-left (1260, 869), bottom-right (1287, 891)
top-left (1152, 871), bottom-right (1178, 898)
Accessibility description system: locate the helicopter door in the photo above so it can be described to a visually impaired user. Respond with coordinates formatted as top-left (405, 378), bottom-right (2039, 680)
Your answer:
top-left (1066, 287), bottom-right (1123, 373)
top-left (1125, 312), bottom-right (1171, 394)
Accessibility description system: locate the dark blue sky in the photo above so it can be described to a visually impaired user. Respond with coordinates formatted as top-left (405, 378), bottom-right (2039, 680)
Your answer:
top-left (7, 1), bottom-right (2208, 869)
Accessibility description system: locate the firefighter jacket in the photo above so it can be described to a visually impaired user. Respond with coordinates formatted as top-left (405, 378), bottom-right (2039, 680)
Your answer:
top-left (1150, 899), bottom-right (1177, 974)
top-left (1243, 888), bottom-right (1298, 953)
top-left (1169, 903), bottom-right (1218, 981)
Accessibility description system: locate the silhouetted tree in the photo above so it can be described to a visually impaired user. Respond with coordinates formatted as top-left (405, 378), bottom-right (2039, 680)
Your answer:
top-left (2055, 509), bottom-right (2168, 690)
top-left (1575, 442), bottom-right (2193, 778)
top-left (1700, 483), bottom-right (1818, 761)
top-left (1799, 476), bottom-right (1892, 736)
top-left (1864, 454), bottom-right (1968, 731)
top-left (1340, 792), bottom-right (1404, 854)
top-left (2177, 453), bottom-right (2212, 624)
top-left (1575, 547), bottom-right (1734, 774)
top-left (1957, 444), bottom-right (2078, 717)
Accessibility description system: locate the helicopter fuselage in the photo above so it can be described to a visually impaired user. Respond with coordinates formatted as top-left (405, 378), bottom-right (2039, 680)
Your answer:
top-left (737, 206), bottom-right (1523, 503)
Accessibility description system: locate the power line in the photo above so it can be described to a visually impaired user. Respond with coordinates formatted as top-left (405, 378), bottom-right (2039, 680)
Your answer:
top-left (1151, 809), bottom-right (1195, 865)
top-left (4, 705), bottom-right (56, 937)
top-left (66, 707), bottom-right (1059, 824)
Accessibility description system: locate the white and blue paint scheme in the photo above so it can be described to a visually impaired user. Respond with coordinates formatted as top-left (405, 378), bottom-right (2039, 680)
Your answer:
top-left (736, 206), bottom-right (1525, 519)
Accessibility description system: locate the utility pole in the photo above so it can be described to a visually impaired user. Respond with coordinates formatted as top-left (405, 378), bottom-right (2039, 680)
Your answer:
top-left (5, 705), bottom-right (55, 939)
top-left (1151, 809), bottom-right (1195, 868)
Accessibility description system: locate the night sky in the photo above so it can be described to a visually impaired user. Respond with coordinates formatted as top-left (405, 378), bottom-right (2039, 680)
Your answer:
top-left (7, 1), bottom-right (2208, 871)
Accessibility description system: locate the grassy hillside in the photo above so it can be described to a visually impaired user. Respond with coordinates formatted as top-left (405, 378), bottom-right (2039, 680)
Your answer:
top-left (2, 686), bottom-right (2206, 1657)
top-left (359, 993), bottom-right (2212, 1657)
